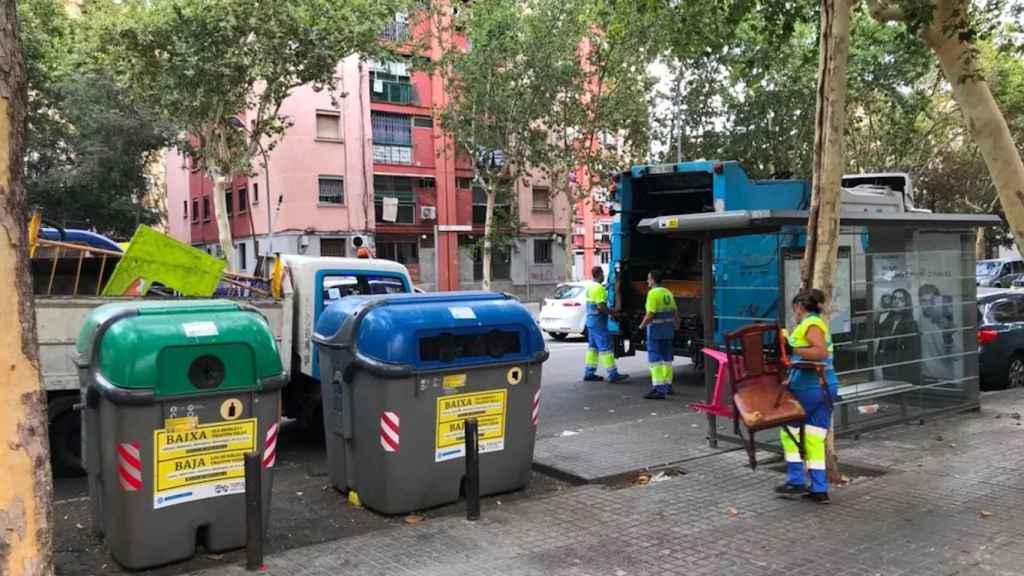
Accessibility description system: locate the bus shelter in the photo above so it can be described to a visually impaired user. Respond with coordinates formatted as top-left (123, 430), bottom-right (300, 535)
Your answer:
top-left (636, 209), bottom-right (1001, 446)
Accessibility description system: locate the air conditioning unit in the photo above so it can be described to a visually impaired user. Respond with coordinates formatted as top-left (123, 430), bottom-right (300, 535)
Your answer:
top-left (420, 206), bottom-right (437, 220)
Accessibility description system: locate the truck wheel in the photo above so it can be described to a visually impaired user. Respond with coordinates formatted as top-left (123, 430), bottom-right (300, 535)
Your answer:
top-left (49, 395), bottom-right (84, 477)
top-left (549, 332), bottom-right (568, 341)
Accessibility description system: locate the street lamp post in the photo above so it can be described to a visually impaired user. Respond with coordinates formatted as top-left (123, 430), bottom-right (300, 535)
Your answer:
top-left (228, 117), bottom-right (274, 276)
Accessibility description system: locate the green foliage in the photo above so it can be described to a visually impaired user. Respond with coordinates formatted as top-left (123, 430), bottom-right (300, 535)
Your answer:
top-left (88, 0), bottom-right (411, 177)
top-left (20, 0), bottom-right (174, 237)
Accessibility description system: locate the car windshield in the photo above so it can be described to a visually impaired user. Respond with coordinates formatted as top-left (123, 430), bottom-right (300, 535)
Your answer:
top-left (977, 261), bottom-right (1001, 276)
top-left (552, 285), bottom-right (584, 299)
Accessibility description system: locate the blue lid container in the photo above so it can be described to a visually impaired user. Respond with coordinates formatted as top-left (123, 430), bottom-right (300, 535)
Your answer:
top-left (313, 292), bottom-right (547, 375)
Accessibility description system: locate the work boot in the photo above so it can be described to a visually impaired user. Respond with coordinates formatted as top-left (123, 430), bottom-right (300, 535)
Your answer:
top-left (774, 483), bottom-right (809, 496)
top-left (607, 372), bottom-right (630, 383)
top-left (801, 492), bottom-right (831, 504)
top-left (644, 388), bottom-right (667, 400)
top-left (583, 374), bottom-right (604, 382)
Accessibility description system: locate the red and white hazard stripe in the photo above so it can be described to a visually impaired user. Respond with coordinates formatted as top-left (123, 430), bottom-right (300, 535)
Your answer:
top-left (532, 389), bottom-right (540, 426)
top-left (117, 441), bottom-right (142, 492)
top-left (263, 421), bottom-right (280, 468)
top-left (380, 411), bottom-right (400, 453)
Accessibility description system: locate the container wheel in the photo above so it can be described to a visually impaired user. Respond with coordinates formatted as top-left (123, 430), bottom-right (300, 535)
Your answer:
top-left (49, 395), bottom-right (84, 477)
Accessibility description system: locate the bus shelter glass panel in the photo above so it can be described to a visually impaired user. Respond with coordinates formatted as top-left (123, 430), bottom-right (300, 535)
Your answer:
top-left (710, 225), bottom-right (979, 439)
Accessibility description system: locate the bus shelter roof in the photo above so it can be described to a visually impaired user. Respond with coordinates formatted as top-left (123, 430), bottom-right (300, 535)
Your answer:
top-left (636, 210), bottom-right (1001, 239)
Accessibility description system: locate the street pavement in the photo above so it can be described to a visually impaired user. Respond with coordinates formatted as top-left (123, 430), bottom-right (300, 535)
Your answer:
top-left (216, 387), bottom-right (1024, 576)
top-left (55, 319), bottom-right (1024, 576)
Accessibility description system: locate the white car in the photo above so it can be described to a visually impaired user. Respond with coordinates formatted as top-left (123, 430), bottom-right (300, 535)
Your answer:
top-left (538, 282), bottom-right (591, 340)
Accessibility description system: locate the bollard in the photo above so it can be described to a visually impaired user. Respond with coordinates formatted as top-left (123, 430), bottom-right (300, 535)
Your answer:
top-left (244, 452), bottom-right (263, 571)
top-left (465, 417), bottom-right (480, 521)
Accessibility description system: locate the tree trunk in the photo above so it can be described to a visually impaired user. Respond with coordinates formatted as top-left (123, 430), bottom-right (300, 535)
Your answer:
top-left (923, 0), bottom-right (1024, 256)
top-left (975, 227), bottom-right (986, 261)
top-left (482, 184), bottom-right (496, 290)
top-left (211, 173), bottom-right (236, 271)
top-left (0, 1), bottom-right (55, 573)
top-left (803, 0), bottom-right (856, 484)
top-left (801, 0), bottom-right (855, 308)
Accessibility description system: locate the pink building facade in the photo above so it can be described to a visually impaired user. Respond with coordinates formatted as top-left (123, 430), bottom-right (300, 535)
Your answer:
top-left (165, 42), bottom-right (572, 298)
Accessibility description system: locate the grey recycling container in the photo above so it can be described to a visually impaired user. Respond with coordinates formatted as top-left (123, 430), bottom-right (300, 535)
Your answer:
top-left (75, 300), bottom-right (285, 570)
top-left (312, 291), bottom-right (548, 515)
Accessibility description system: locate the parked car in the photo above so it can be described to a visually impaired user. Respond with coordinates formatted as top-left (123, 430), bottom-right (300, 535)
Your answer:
top-left (977, 258), bottom-right (1024, 288)
top-left (978, 292), bottom-right (1024, 389)
top-left (538, 282), bottom-right (591, 340)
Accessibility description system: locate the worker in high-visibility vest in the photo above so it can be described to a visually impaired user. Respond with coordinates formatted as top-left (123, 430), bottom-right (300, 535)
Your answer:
top-left (638, 270), bottom-right (679, 400)
top-left (583, 266), bottom-right (628, 383)
top-left (777, 288), bottom-right (839, 504)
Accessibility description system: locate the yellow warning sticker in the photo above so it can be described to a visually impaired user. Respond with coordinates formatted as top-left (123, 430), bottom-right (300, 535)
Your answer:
top-left (435, 390), bottom-right (506, 462)
top-left (152, 418), bottom-right (256, 509)
top-left (442, 374), bottom-right (467, 389)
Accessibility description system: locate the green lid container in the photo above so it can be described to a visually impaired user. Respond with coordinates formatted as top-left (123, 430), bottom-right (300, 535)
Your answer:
top-left (76, 300), bottom-right (283, 397)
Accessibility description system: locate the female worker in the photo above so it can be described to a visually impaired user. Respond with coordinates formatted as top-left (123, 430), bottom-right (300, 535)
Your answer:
top-left (776, 288), bottom-right (839, 504)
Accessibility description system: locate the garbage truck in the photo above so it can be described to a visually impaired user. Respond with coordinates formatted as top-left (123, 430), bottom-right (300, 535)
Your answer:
top-left (606, 161), bottom-right (926, 366)
top-left (35, 251), bottom-right (415, 474)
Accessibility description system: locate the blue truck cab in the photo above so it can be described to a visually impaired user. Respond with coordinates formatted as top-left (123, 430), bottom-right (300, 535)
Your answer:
top-left (607, 161), bottom-right (809, 361)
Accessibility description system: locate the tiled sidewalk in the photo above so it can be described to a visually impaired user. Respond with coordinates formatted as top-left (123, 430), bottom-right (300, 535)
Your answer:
top-left (214, 390), bottom-right (1024, 576)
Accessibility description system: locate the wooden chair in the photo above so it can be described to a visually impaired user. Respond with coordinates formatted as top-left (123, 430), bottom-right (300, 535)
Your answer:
top-left (725, 323), bottom-right (807, 469)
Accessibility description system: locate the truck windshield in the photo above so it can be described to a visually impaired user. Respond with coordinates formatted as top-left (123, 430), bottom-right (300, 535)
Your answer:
top-left (977, 261), bottom-right (1001, 277)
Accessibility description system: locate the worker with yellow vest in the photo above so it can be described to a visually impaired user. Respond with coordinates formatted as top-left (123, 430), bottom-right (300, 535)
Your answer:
top-left (583, 266), bottom-right (628, 383)
top-left (638, 270), bottom-right (679, 400)
top-left (776, 288), bottom-right (840, 504)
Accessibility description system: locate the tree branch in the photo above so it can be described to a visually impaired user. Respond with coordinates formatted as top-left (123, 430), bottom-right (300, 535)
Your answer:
top-left (865, 0), bottom-right (905, 23)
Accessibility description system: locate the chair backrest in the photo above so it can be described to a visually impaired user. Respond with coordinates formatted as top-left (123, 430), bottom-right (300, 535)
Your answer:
top-left (724, 322), bottom-right (782, 390)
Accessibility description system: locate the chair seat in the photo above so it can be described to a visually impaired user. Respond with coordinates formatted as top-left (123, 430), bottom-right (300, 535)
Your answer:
top-left (734, 378), bottom-right (806, 431)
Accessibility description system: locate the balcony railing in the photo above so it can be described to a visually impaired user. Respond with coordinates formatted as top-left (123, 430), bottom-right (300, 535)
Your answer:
top-left (380, 21), bottom-right (409, 43)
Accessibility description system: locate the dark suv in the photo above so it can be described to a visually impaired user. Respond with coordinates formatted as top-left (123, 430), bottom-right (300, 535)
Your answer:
top-left (978, 292), bottom-right (1024, 389)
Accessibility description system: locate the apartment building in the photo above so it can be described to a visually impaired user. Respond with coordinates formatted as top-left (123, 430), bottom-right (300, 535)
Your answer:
top-left (165, 17), bottom-right (570, 298)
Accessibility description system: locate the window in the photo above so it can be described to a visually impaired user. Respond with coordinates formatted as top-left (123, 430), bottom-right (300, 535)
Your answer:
top-left (374, 176), bottom-right (415, 224)
top-left (320, 238), bottom-right (347, 257)
top-left (238, 187), bottom-right (248, 213)
top-left (457, 178), bottom-right (472, 189)
top-left (252, 182), bottom-right (259, 204)
top-left (192, 199), bottom-right (199, 223)
top-left (989, 299), bottom-right (1021, 323)
top-left (318, 176), bottom-right (345, 204)
top-left (472, 186), bottom-right (511, 226)
top-left (418, 177), bottom-right (436, 189)
top-left (413, 116), bottom-right (434, 128)
top-left (372, 112), bottom-right (413, 164)
top-left (321, 273), bottom-right (407, 304)
top-left (534, 239), bottom-right (552, 264)
top-left (238, 242), bottom-right (247, 271)
top-left (316, 111), bottom-right (341, 140)
top-left (370, 60), bottom-right (414, 104)
top-left (183, 200), bottom-right (188, 219)
top-left (202, 197), bottom-right (210, 221)
top-left (532, 186), bottom-right (551, 211)
top-left (600, 251), bottom-right (610, 264)
top-left (225, 190), bottom-right (234, 215)
top-left (378, 241), bottom-right (419, 265)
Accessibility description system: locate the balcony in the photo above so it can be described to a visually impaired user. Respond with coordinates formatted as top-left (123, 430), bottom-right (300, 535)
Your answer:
top-left (371, 78), bottom-right (416, 105)
top-left (380, 20), bottom-right (409, 43)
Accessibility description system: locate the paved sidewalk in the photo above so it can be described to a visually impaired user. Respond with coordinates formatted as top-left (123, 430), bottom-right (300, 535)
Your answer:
top-left (213, 390), bottom-right (1024, 576)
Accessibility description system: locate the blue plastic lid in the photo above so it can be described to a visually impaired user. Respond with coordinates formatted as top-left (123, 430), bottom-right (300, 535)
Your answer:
top-left (313, 292), bottom-right (546, 371)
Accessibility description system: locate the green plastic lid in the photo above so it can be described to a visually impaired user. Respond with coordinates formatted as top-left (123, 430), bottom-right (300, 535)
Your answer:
top-left (76, 300), bottom-right (283, 397)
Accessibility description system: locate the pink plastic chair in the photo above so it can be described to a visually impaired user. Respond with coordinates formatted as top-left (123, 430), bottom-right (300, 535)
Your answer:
top-left (689, 347), bottom-right (736, 418)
